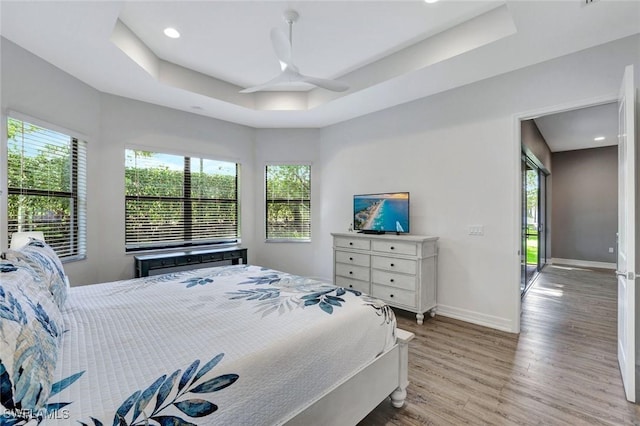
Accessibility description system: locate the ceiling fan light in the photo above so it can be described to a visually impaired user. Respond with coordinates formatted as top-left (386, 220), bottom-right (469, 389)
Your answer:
top-left (164, 27), bottom-right (180, 39)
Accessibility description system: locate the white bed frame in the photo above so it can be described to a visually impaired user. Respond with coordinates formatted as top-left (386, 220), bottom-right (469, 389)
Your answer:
top-left (285, 328), bottom-right (414, 425)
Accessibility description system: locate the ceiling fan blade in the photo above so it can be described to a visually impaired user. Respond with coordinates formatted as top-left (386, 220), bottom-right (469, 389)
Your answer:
top-left (300, 75), bottom-right (350, 92)
top-left (244, 11), bottom-right (347, 94)
top-left (239, 71), bottom-right (298, 94)
top-left (270, 28), bottom-right (292, 68)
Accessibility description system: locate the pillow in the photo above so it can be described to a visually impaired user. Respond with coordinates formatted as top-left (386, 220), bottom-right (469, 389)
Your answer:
top-left (0, 259), bottom-right (63, 418)
top-left (5, 239), bottom-right (67, 308)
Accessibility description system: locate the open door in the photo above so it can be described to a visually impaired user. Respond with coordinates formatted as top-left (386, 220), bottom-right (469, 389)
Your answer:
top-left (617, 64), bottom-right (636, 402)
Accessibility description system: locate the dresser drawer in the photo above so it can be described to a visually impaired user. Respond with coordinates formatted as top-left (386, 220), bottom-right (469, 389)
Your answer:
top-left (335, 251), bottom-right (370, 267)
top-left (148, 258), bottom-right (176, 269)
top-left (200, 252), bottom-right (224, 262)
top-left (372, 270), bottom-right (416, 291)
top-left (335, 263), bottom-right (370, 282)
top-left (372, 284), bottom-right (416, 308)
top-left (176, 254), bottom-right (201, 266)
top-left (371, 256), bottom-right (416, 274)
top-left (223, 251), bottom-right (243, 260)
top-left (372, 240), bottom-right (417, 256)
top-left (335, 237), bottom-right (371, 251)
top-left (335, 276), bottom-right (370, 294)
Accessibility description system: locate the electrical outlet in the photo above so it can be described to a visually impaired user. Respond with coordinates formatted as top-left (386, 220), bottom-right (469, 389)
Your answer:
top-left (609, 247), bottom-right (614, 253)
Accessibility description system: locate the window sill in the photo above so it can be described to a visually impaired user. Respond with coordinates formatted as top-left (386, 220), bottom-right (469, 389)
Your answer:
top-left (265, 239), bottom-right (311, 243)
top-left (125, 242), bottom-right (242, 256)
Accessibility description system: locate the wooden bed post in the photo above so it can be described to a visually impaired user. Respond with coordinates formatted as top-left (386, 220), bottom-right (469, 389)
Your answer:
top-left (391, 328), bottom-right (415, 408)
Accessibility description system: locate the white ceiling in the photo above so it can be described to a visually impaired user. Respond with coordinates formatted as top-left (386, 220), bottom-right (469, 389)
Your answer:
top-left (534, 103), bottom-right (619, 152)
top-left (1, 1), bottom-right (639, 131)
top-left (119, 1), bottom-right (500, 89)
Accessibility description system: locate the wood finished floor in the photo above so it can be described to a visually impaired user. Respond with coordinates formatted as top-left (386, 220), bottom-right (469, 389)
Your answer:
top-left (360, 265), bottom-right (640, 425)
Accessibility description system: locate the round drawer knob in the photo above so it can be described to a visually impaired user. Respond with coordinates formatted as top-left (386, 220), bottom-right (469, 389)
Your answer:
top-left (349, 271), bottom-right (353, 275)
top-left (349, 257), bottom-right (353, 261)
top-left (390, 279), bottom-right (395, 283)
top-left (161, 261), bottom-right (166, 265)
top-left (390, 263), bottom-right (395, 267)
top-left (349, 242), bottom-right (353, 246)
top-left (349, 285), bottom-right (353, 288)
top-left (187, 257), bottom-right (191, 262)
top-left (390, 246), bottom-right (395, 250)
top-left (390, 294), bottom-right (394, 298)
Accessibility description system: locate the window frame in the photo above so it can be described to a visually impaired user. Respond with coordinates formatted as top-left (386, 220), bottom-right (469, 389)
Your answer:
top-left (4, 112), bottom-right (87, 261)
top-left (264, 162), bottom-right (312, 243)
top-left (124, 147), bottom-right (241, 252)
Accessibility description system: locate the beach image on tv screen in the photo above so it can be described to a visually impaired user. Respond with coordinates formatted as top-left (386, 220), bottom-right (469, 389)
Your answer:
top-left (354, 193), bottom-right (409, 232)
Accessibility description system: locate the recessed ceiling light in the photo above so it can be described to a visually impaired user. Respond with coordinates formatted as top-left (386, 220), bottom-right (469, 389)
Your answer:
top-left (594, 136), bottom-right (605, 141)
top-left (164, 27), bottom-right (180, 39)
top-left (424, 0), bottom-right (439, 3)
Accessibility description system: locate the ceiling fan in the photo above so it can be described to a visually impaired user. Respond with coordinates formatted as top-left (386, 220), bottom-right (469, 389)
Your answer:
top-left (239, 10), bottom-right (349, 94)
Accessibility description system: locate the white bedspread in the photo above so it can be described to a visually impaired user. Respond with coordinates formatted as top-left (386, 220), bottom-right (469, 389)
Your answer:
top-left (46, 265), bottom-right (396, 425)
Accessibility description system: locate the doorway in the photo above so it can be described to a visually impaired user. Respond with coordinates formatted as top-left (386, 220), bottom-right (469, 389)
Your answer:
top-left (521, 155), bottom-right (547, 295)
top-left (514, 92), bottom-right (629, 397)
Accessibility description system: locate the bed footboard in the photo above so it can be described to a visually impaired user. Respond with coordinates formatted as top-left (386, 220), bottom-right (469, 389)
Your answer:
top-left (390, 328), bottom-right (414, 408)
top-left (285, 327), bottom-right (415, 425)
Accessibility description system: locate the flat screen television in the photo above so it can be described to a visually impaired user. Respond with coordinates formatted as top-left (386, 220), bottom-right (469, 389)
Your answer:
top-left (353, 192), bottom-right (410, 234)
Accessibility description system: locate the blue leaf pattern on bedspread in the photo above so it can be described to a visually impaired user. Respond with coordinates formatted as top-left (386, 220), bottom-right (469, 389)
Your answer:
top-left (180, 272), bottom-right (283, 289)
top-left (181, 277), bottom-right (213, 288)
top-left (79, 354), bottom-right (238, 426)
top-left (224, 268), bottom-right (367, 316)
top-left (0, 286), bottom-right (27, 325)
top-left (228, 288), bottom-right (281, 301)
top-left (301, 287), bottom-right (362, 314)
top-left (238, 274), bottom-right (281, 285)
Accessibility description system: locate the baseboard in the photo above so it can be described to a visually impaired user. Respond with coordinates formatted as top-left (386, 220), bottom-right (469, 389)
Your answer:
top-left (550, 258), bottom-right (616, 270)
top-left (436, 304), bottom-right (515, 333)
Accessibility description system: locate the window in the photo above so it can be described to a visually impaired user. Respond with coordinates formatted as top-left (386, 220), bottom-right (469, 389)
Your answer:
top-left (265, 164), bottom-right (311, 241)
top-left (125, 149), bottom-right (239, 251)
top-left (7, 117), bottom-right (87, 260)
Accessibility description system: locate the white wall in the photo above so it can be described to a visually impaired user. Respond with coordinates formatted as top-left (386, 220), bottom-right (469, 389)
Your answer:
top-left (314, 34), bottom-right (640, 332)
top-left (252, 129), bottom-right (323, 276)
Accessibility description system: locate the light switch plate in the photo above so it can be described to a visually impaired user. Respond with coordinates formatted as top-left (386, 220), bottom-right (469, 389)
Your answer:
top-left (468, 225), bottom-right (485, 236)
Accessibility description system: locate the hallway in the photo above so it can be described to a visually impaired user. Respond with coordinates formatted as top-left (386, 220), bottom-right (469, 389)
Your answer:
top-left (362, 265), bottom-right (640, 425)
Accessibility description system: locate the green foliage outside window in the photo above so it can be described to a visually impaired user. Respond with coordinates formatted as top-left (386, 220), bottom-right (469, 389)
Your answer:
top-left (6, 117), bottom-right (85, 258)
top-left (266, 164), bottom-right (311, 240)
top-left (125, 150), bottom-right (239, 250)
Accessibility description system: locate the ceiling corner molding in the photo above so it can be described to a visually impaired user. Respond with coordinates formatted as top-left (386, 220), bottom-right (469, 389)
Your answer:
top-left (157, 60), bottom-right (254, 109)
top-left (308, 4), bottom-right (517, 108)
top-left (111, 19), bottom-right (159, 78)
top-left (111, 17), bottom-right (313, 112)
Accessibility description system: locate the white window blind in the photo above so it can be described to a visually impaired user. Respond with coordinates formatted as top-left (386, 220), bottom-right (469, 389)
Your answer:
top-left (7, 117), bottom-right (87, 260)
top-left (265, 164), bottom-right (311, 241)
top-left (125, 149), bottom-right (239, 251)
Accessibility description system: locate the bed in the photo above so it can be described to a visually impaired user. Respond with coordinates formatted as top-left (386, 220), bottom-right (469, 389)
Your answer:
top-left (0, 238), bottom-right (413, 425)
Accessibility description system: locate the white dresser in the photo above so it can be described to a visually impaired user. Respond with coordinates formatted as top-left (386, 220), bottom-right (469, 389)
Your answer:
top-left (332, 232), bottom-right (438, 324)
